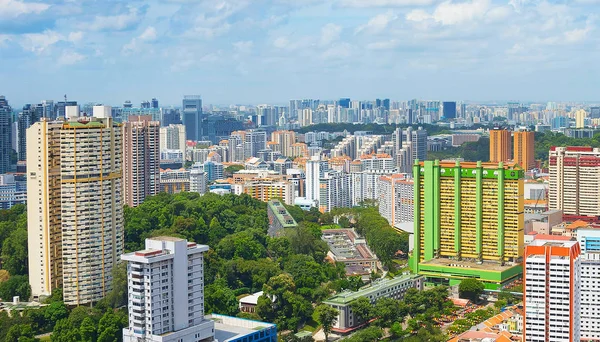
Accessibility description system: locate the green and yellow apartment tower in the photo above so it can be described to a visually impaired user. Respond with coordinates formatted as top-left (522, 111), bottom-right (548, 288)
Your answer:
top-left (410, 160), bottom-right (524, 290)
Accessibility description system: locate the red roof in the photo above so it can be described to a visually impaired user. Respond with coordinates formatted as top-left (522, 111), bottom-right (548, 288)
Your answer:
top-left (533, 234), bottom-right (572, 241)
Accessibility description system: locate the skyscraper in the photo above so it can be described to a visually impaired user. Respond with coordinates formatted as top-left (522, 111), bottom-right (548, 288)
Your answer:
top-left (122, 237), bottom-right (215, 342)
top-left (123, 116), bottom-right (160, 207)
top-left (549, 146), bottom-right (600, 220)
top-left (0, 96), bottom-right (11, 174)
top-left (513, 130), bottom-right (535, 171)
top-left (405, 126), bottom-right (427, 165)
top-left (411, 160), bottom-right (524, 289)
top-left (160, 124), bottom-right (186, 154)
top-left (524, 239), bottom-right (581, 342)
top-left (27, 108), bottom-right (124, 304)
top-left (242, 130), bottom-right (267, 159)
top-left (305, 156), bottom-right (328, 205)
top-left (271, 130), bottom-right (296, 157)
top-left (575, 109), bottom-right (587, 128)
top-left (442, 101), bottom-right (456, 119)
top-left (17, 104), bottom-right (40, 161)
top-left (575, 227), bottom-right (600, 340)
top-left (182, 95), bottom-right (203, 141)
top-left (151, 97), bottom-right (159, 109)
top-left (489, 129), bottom-right (512, 163)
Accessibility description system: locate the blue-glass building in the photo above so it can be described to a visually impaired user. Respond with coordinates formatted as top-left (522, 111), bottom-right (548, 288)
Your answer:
top-left (210, 314), bottom-right (277, 342)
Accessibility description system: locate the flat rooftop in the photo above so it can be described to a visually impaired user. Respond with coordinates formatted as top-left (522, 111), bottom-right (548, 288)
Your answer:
top-left (323, 273), bottom-right (420, 305)
top-left (208, 314), bottom-right (275, 342)
top-left (321, 229), bottom-right (376, 261)
top-left (419, 258), bottom-right (518, 272)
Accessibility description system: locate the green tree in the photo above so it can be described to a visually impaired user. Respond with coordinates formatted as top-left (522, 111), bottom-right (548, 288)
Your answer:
top-left (315, 304), bottom-right (338, 342)
top-left (205, 279), bottom-right (239, 315)
top-left (97, 311), bottom-right (127, 342)
top-left (459, 278), bottom-right (485, 302)
top-left (102, 262), bottom-right (127, 308)
top-left (79, 317), bottom-right (97, 342)
top-left (0, 275), bottom-right (31, 301)
top-left (5, 324), bottom-right (36, 342)
top-left (1, 227), bottom-right (28, 275)
top-left (51, 319), bottom-right (81, 342)
top-left (349, 297), bottom-right (373, 324)
top-left (374, 297), bottom-right (403, 327)
top-left (341, 326), bottom-right (383, 342)
top-left (68, 306), bottom-right (94, 329)
top-left (338, 216), bottom-right (350, 228)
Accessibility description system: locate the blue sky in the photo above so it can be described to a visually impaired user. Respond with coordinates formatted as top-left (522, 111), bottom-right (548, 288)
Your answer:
top-left (0, 0), bottom-right (598, 107)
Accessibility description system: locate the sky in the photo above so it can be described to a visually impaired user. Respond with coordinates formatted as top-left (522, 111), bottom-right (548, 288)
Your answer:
top-left (0, 0), bottom-right (599, 107)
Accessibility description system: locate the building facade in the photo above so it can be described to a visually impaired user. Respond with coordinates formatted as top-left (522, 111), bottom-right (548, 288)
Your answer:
top-left (27, 110), bottom-right (124, 305)
top-left (0, 96), bottom-right (11, 174)
top-left (524, 240), bottom-right (581, 342)
top-left (123, 116), bottom-right (160, 207)
top-left (549, 146), bottom-right (600, 221)
top-left (160, 168), bottom-right (190, 194)
top-left (514, 130), bottom-right (535, 171)
top-left (266, 200), bottom-right (297, 237)
top-left (411, 160), bottom-right (524, 289)
top-left (160, 124), bottom-right (186, 154)
top-left (122, 237), bottom-right (215, 342)
top-left (0, 174), bottom-right (26, 210)
top-left (489, 129), bottom-right (512, 163)
top-left (377, 174), bottom-right (413, 227)
top-left (182, 95), bottom-right (203, 141)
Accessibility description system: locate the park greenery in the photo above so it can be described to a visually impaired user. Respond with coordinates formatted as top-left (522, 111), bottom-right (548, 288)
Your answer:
top-left (458, 278), bottom-right (485, 303)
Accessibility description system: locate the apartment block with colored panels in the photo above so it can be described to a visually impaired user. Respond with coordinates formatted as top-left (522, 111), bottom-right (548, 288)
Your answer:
top-left (410, 160), bottom-right (524, 290)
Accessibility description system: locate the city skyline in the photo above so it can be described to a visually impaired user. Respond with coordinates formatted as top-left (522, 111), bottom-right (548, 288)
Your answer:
top-left (1, 0), bottom-right (599, 106)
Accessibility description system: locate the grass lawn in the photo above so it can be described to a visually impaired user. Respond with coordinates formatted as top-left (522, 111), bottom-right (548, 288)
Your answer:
top-left (320, 224), bottom-right (341, 230)
top-left (39, 336), bottom-right (51, 342)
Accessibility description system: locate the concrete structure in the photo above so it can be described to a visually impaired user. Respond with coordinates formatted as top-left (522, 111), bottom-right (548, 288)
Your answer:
top-left (576, 109), bottom-right (587, 128)
top-left (242, 179), bottom-right (295, 205)
top-left (305, 156), bottom-right (328, 206)
top-left (182, 95), bottom-right (203, 141)
top-left (574, 227), bottom-right (600, 340)
top-left (489, 129), bottom-right (512, 163)
top-left (377, 174), bottom-right (413, 227)
top-left (321, 229), bottom-right (378, 278)
top-left (123, 116), bottom-right (160, 207)
top-left (266, 200), bottom-right (297, 237)
top-left (238, 292), bottom-right (264, 314)
top-left (549, 146), bottom-right (600, 221)
top-left (514, 130), bottom-right (535, 171)
top-left (0, 174), bottom-right (26, 210)
top-left (210, 314), bottom-right (277, 342)
top-left (323, 273), bottom-right (423, 333)
top-left (524, 239), bottom-right (581, 342)
top-left (319, 171), bottom-right (352, 213)
top-left (160, 124), bottom-right (186, 155)
top-left (0, 96), bottom-right (11, 174)
top-left (271, 130), bottom-right (296, 157)
top-left (27, 113), bottom-right (124, 305)
top-left (160, 168), bottom-right (190, 194)
top-left (411, 160), bottom-right (524, 289)
top-left (190, 164), bottom-right (208, 195)
top-left (122, 237), bottom-right (214, 342)
top-left (17, 104), bottom-right (41, 161)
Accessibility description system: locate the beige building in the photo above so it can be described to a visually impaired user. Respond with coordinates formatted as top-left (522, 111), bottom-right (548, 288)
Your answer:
top-left (159, 124), bottom-right (186, 154)
top-left (549, 146), bottom-right (600, 220)
top-left (576, 109), bottom-right (587, 129)
top-left (123, 116), bottom-right (160, 207)
top-left (27, 108), bottom-right (124, 305)
top-left (271, 130), bottom-right (296, 157)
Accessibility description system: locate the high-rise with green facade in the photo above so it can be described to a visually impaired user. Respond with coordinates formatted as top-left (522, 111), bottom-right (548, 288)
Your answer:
top-left (410, 160), bottom-right (524, 289)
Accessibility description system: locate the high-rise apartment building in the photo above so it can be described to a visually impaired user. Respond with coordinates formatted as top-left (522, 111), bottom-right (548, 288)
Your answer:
top-left (160, 168), bottom-right (190, 194)
top-left (123, 116), bottom-right (160, 207)
top-left (549, 146), bottom-right (600, 220)
top-left (18, 104), bottom-right (41, 161)
top-left (160, 124), bottom-right (186, 154)
top-left (271, 130), bottom-right (296, 157)
top-left (489, 129), bottom-right (512, 163)
top-left (305, 156), bottom-right (328, 205)
top-left (411, 160), bottom-right (524, 289)
top-left (405, 127), bottom-right (427, 166)
top-left (377, 174), bottom-right (414, 227)
top-left (239, 130), bottom-right (267, 159)
top-left (524, 239), bottom-right (581, 342)
top-left (122, 237), bottom-right (215, 342)
top-left (0, 96), bottom-right (11, 174)
top-left (319, 171), bottom-right (352, 213)
top-left (575, 109), bottom-right (587, 128)
top-left (0, 174), bottom-right (27, 210)
top-left (513, 130), bottom-right (535, 171)
top-left (182, 95), bottom-right (203, 141)
top-left (575, 227), bottom-right (600, 340)
top-left (27, 108), bottom-right (124, 304)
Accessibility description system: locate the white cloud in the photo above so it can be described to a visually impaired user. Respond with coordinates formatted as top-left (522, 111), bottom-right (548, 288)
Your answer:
top-left (233, 40), bottom-right (253, 53)
top-left (320, 23), bottom-right (342, 45)
top-left (406, 0), bottom-right (492, 25)
top-left (339, 0), bottom-right (435, 7)
top-left (273, 37), bottom-right (290, 49)
top-left (0, 35), bottom-right (10, 46)
top-left (68, 31), bottom-right (84, 43)
top-left (563, 27), bottom-right (591, 43)
top-left (355, 11), bottom-right (398, 34)
top-left (58, 50), bottom-right (85, 65)
top-left (0, 0), bottom-right (49, 19)
top-left (139, 27), bottom-right (157, 41)
top-left (86, 7), bottom-right (142, 31)
top-left (123, 27), bottom-right (158, 54)
top-left (367, 39), bottom-right (400, 50)
top-left (20, 30), bottom-right (62, 54)
top-left (321, 42), bottom-right (353, 60)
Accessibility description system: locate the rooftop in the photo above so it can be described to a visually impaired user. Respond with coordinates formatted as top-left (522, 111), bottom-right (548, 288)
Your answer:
top-left (321, 229), bottom-right (376, 261)
top-left (208, 314), bottom-right (275, 342)
top-left (323, 273), bottom-right (420, 305)
top-left (419, 258), bottom-right (517, 272)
